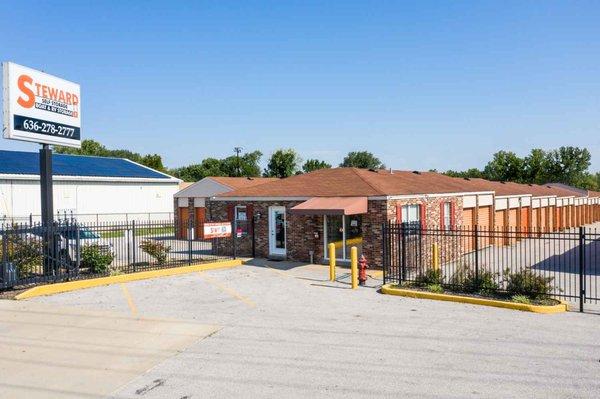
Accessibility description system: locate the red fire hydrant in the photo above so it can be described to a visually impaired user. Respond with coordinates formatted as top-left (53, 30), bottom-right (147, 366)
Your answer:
top-left (358, 255), bottom-right (368, 286)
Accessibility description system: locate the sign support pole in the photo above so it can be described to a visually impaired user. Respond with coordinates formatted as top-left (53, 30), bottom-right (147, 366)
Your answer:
top-left (40, 144), bottom-right (55, 274)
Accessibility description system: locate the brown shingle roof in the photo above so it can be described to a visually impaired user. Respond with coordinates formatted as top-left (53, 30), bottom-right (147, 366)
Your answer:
top-left (219, 168), bottom-right (493, 197)
top-left (455, 178), bottom-right (581, 198)
top-left (210, 176), bottom-right (278, 190)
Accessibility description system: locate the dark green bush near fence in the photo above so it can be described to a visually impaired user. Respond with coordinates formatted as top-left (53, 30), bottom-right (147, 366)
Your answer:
top-left (0, 235), bottom-right (42, 278)
top-left (414, 268), bottom-right (444, 287)
top-left (81, 244), bottom-right (114, 274)
top-left (139, 239), bottom-right (171, 265)
top-left (449, 263), bottom-right (499, 295)
top-left (504, 268), bottom-right (555, 299)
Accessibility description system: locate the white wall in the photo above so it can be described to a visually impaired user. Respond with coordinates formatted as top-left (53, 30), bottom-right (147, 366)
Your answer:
top-left (0, 179), bottom-right (179, 221)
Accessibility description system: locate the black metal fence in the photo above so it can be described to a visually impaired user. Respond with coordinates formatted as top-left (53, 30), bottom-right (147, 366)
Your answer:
top-left (382, 222), bottom-right (600, 312)
top-left (0, 219), bottom-right (243, 291)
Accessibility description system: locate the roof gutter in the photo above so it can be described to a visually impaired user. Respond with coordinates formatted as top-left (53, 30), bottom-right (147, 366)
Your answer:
top-left (0, 174), bottom-right (180, 184)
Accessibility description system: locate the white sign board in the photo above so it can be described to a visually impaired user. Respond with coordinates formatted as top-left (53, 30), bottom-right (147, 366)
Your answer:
top-left (2, 62), bottom-right (81, 147)
top-left (203, 222), bottom-right (232, 239)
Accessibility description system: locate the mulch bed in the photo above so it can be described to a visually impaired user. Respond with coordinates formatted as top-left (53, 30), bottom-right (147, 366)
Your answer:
top-left (397, 284), bottom-right (561, 306)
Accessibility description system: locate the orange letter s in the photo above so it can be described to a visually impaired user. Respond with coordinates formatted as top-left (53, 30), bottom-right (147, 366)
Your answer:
top-left (17, 74), bottom-right (35, 108)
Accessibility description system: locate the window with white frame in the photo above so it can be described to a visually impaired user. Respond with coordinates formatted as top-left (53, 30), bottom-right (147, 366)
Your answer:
top-left (401, 204), bottom-right (421, 223)
top-left (443, 202), bottom-right (452, 230)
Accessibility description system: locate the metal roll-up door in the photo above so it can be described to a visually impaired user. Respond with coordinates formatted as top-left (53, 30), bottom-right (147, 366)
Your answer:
top-left (494, 210), bottom-right (505, 231)
top-left (520, 207), bottom-right (529, 232)
top-left (508, 208), bottom-right (518, 229)
top-left (178, 207), bottom-right (189, 239)
top-left (477, 206), bottom-right (491, 229)
top-left (531, 208), bottom-right (539, 231)
top-left (194, 207), bottom-right (206, 239)
top-left (463, 208), bottom-right (475, 228)
top-left (540, 207), bottom-right (547, 231)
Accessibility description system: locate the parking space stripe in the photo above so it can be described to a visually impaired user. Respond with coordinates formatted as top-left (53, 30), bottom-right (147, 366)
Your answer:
top-left (120, 283), bottom-right (138, 317)
top-left (198, 272), bottom-right (256, 308)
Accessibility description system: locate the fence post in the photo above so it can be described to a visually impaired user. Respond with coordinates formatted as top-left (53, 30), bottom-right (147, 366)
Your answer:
top-left (401, 224), bottom-right (407, 282)
top-left (188, 218), bottom-right (193, 265)
top-left (474, 225), bottom-right (480, 286)
top-left (251, 215), bottom-right (256, 258)
top-left (382, 222), bottom-right (387, 285)
top-left (74, 223), bottom-right (80, 276)
top-left (232, 220), bottom-right (237, 260)
top-left (132, 220), bottom-right (136, 272)
top-left (1, 231), bottom-right (7, 286)
top-left (579, 226), bottom-right (585, 312)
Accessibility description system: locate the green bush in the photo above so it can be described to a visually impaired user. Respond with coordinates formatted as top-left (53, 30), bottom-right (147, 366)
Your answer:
top-left (0, 235), bottom-right (42, 278)
top-left (414, 268), bottom-right (444, 287)
top-left (449, 262), bottom-right (499, 294)
top-left (511, 294), bottom-right (531, 304)
top-left (81, 244), bottom-right (114, 274)
top-left (139, 239), bottom-right (171, 265)
top-left (505, 268), bottom-right (554, 299)
top-left (426, 283), bottom-right (444, 294)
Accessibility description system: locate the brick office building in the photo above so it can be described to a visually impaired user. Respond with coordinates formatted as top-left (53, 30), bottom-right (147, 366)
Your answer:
top-left (206, 168), bottom-right (494, 267)
top-left (173, 176), bottom-right (276, 238)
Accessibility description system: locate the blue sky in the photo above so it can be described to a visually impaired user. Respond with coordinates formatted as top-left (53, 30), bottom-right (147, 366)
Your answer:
top-left (1, 1), bottom-right (599, 171)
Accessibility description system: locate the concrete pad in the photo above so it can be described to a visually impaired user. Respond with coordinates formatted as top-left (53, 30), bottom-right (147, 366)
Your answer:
top-left (0, 300), bottom-right (218, 399)
top-left (20, 260), bottom-right (600, 398)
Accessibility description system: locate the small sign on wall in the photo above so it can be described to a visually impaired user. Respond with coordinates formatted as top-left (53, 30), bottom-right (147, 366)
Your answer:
top-left (203, 222), bottom-right (232, 239)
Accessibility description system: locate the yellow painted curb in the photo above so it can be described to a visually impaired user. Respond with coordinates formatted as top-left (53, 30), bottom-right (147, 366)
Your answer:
top-left (381, 284), bottom-right (568, 314)
top-left (15, 259), bottom-right (244, 300)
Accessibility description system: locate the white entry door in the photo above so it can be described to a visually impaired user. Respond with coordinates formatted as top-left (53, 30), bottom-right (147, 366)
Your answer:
top-left (268, 206), bottom-right (287, 257)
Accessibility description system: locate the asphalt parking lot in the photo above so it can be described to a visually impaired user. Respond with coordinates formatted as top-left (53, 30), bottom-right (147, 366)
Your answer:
top-left (2, 260), bottom-right (600, 398)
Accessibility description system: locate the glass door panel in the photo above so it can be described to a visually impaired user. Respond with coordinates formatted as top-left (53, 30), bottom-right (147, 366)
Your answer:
top-left (326, 215), bottom-right (344, 259)
top-left (344, 215), bottom-right (362, 259)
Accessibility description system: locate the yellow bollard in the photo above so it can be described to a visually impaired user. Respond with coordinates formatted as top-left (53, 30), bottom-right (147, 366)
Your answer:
top-left (351, 246), bottom-right (358, 289)
top-left (328, 243), bottom-right (336, 281)
top-left (432, 243), bottom-right (440, 271)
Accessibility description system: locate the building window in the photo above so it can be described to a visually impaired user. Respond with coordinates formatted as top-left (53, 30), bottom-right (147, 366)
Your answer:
top-left (401, 204), bottom-right (420, 223)
top-left (443, 202), bottom-right (452, 230)
top-left (235, 205), bottom-right (248, 236)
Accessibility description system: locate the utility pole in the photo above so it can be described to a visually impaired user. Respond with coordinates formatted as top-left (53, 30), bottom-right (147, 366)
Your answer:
top-left (234, 147), bottom-right (243, 177)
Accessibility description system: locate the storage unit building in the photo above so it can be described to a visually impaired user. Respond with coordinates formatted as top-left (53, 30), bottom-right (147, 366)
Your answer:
top-left (0, 150), bottom-right (180, 223)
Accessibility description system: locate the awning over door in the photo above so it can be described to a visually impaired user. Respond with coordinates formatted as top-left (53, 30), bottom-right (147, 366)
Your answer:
top-left (290, 197), bottom-right (368, 216)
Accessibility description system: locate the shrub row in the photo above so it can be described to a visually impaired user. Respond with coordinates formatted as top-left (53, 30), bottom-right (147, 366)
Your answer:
top-left (412, 263), bottom-right (555, 300)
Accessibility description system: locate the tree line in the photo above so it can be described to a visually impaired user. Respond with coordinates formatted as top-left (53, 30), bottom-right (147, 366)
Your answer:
top-left (443, 147), bottom-right (599, 191)
top-left (54, 140), bottom-right (598, 190)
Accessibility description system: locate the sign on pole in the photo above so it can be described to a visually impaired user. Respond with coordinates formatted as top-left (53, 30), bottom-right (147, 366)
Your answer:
top-left (2, 62), bottom-right (81, 148)
top-left (203, 222), bottom-right (232, 239)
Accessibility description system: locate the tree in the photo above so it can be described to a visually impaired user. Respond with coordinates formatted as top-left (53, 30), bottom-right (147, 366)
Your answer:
top-left (263, 149), bottom-right (301, 178)
top-left (170, 158), bottom-right (225, 182)
top-left (522, 148), bottom-right (550, 184)
top-left (302, 159), bottom-right (331, 173)
top-left (54, 139), bottom-right (167, 172)
top-left (443, 146), bottom-right (597, 190)
top-left (54, 139), bottom-right (108, 156)
top-left (444, 168), bottom-right (485, 179)
top-left (170, 150), bottom-right (263, 182)
top-left (483, 151), bottom-right (525, 182)
top-left (140, 154), bottom-right (165, 171)
top-left (340, 151), bottom-right (385, 169)
top-left (220, 150), bottom-right (262, 177)
top-left (544, 146), bottom-right (591, 186)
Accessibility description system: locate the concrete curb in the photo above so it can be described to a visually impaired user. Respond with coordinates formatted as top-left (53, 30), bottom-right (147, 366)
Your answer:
top-left (14, 259), bottom-right (244, 300)
top-left (381, 284), bottom-right (568, 314)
